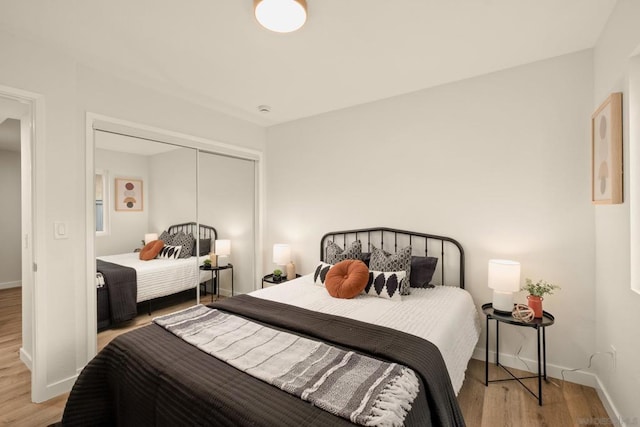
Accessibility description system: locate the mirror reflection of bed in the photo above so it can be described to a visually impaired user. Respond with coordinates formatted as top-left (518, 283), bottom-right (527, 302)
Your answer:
top-left (94, 131), bottom-right (256, 345)
top-left (96, 222), bottom-right (215, 325)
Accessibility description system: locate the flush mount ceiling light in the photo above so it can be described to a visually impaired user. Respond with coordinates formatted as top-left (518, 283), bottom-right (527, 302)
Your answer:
top-left (254, 0), bottom-right (307, 33)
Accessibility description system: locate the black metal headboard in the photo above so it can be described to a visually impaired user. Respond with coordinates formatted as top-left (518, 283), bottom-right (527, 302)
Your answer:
top-left (168, 222), bottom-right (217, 241)
top-left (320, 227), bottom-right (465, 289)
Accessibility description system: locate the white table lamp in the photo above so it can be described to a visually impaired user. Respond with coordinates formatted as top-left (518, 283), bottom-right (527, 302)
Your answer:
top-left (488, 259), bottom-right (521, 313)
top-left (273, 244), bottom-right (291, 269)
top-left (215, 239), bottom-right (231, 267)
top-left (144, 233), bottom-right (158, 245)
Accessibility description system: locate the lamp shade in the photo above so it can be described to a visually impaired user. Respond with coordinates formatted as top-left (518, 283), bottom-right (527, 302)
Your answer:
top-left (215, 239), bottom-right (231, 256)
top-left (273, 244), bottom-right (291, 264)
top-left (488, 259), bottom-right (521, 313)
top-left (488, 259), bottom-right (521, 292)
top-left (144, 233), bottom-right (158, 244)
top-left (254, 0), bottom-right (307, 33)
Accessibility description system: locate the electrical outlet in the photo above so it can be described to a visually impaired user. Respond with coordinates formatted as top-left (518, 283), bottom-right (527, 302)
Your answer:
top-left (610, 345), bottom-right (617, 370)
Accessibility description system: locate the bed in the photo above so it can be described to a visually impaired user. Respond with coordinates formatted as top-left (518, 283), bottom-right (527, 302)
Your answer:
top-left (97, 222), bottom-right (217, 329)
top-left (67, 227), bottom-right (480, 426)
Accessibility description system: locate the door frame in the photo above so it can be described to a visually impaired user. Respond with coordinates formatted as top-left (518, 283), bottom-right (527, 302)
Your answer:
top-left (85, 112), bottom-right (264, 360)
top-left (629, 52), bottom-right (640, 295)
top-left (0, 84), bottom-right (46, 402)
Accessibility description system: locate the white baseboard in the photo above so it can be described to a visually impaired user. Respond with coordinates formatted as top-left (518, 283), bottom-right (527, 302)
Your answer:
top-left (217, 288), bottom-right (247, 297)
top-left (19, 347), bottom-right (32, 371)
top-left (0, 280), bottom-right (21, 289)
top-left (37, 374), bottom-right (78, 403)
top-left (21, 347), bottom-right (77, 403)
top-left (472, 347), bottom-right (597, 387)
top-left (595, 376), bottom-right (628, 427)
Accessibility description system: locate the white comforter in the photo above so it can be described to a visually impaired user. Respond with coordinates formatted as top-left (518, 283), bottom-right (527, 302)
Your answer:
top-left (98, 253), bottom-right (211, 303)
top-left (250, 274), bottom-right (481, 394)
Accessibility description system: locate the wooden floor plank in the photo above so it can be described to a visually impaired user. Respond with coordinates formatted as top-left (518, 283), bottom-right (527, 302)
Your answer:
top-left (457, 357), bottom-right (486, 424)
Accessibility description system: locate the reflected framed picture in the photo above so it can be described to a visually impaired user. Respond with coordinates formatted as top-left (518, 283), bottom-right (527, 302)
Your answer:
top-left (115, 178), bottom-right (144, 211)
top-left (591, 92), bottom-right (623, 204)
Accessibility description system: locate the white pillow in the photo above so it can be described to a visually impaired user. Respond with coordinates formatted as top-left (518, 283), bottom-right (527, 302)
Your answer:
top-left (157, 245), bottom-right (182, 260)
top-left (363, 270), bottom-right (405, 301)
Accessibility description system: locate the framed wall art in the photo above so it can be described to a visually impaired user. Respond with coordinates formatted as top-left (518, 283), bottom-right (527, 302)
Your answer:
top-left (115, 178), bottom-right (144, 211)
top-left (591, 92), bottom-right (623, 204)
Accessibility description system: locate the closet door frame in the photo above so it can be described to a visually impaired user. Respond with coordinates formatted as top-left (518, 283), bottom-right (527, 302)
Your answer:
top-left (84, 112), bottom-right (264, 364)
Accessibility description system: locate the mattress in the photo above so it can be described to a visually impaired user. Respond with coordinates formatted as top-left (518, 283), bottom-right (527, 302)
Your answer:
top-left (97, 253), bottom-right (212, 303)
top-left (250, 273), bottom-right (481, 394)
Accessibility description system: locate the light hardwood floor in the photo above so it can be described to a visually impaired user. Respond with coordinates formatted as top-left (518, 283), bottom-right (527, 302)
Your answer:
top-left (1, 287), bottom-right (610, 426)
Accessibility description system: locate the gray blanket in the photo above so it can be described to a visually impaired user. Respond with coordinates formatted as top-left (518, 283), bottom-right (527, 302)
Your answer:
top-left (96, 259), bottom-right (137, 324)
top-left (154, 305), bottom-right (420, 427)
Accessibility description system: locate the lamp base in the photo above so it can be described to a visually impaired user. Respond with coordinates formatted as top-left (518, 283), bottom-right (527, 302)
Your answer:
top-left (492, 291), bottom-right (514, 313)
top-left (217, 255), bottom-right (229, 267)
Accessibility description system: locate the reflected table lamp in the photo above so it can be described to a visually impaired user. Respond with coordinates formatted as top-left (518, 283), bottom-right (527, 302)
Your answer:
top-left (144, 233), bottom-right (158, 245)
top-left (273, 244), bottom-right (291, 274)
top-left (488, 259), bottom-right (521, 313)
top-left (215, 239), bottom-right (231, 267)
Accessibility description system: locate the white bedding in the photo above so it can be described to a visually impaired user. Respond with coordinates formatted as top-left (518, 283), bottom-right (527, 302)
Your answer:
top-left (249, 274), bottom-right (481, 394)
top-left (97, 253), bottom-right (212, 303)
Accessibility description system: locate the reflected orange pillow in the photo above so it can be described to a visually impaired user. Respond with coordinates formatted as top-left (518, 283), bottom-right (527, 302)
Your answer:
top-left (139, 240), bottom-right (164, 261)
top-left (325, 259), bottom-right (369, 299)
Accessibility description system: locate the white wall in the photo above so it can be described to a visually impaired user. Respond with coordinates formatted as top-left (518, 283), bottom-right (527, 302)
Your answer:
top-left (592, 0), bottom-right (640, 422)
top-left (0, 29), bottom-right (82, 400)
top-left (94, 146), bottom-right (150, 256)
top-left (0, 149), bottom-right (21, 288)
top-left (266, 50), bottom-right (595, 376)
top-left (0, 28), bottom-right (265, 401)
top-left (147, 147), bottom-right (198, 233)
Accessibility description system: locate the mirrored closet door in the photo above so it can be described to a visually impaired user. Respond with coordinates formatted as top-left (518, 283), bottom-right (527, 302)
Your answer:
top-left (94, 131), bottom-right (199, 334)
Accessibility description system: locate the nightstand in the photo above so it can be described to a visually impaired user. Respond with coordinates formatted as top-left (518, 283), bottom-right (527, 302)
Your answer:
top-left (200, 264), bottom-right (234, 302)
top-left (262, 273), bottom-right (301, 288)
top-left (483, 302), bottom-right (555, 406)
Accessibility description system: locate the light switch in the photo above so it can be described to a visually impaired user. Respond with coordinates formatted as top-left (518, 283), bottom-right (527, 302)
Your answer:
top-left (54, 221), bottom-right (68, 239)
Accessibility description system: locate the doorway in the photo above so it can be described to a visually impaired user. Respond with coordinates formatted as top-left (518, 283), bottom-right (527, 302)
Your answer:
top-left (0, 85), bottom-right (43, 403)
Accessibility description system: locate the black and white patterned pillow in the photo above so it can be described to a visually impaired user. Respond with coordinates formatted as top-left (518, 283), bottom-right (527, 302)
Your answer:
top-left (171, 231), bottom-right (194, 259)
top-left (363, 270), bottom-right (405, 301)
top-left (313, 262), bottom-right (333, 286)
top-left (157, 245), bottom-right (182, 259)
top-left (158, 230), bottom-right (171, 244)
top-left (325, 240), bottom-right (362, 264)
top-left (369, 245), bottom-right (412, 295)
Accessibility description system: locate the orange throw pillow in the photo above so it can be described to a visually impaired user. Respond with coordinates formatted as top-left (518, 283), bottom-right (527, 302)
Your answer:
top-left (325, 259), bottom-right (369, 299)
top-left (139, 240), bottom-right (164, 261)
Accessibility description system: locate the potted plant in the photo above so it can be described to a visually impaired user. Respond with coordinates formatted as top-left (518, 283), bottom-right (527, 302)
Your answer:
top-left (273, 269), bottom-right (283, 283)
top-left (521, 279), bottom-right (560, 318)
top-left (203, 258), bottom-right (212, 268)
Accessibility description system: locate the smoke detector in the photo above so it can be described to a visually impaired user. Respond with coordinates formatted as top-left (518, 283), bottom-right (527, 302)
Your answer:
top-left (257, 105), bottom-right (271, 113)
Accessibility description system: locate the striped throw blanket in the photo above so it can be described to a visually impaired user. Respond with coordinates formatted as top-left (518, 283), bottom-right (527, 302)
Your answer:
top-left (154, 305), bottom-right (420, 427)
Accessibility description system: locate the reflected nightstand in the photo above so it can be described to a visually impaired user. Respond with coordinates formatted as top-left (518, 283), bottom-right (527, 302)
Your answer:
top-left (262, 273), bottom-right (301, 288)
top-left (200, 264), bottom-right (234, 302)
